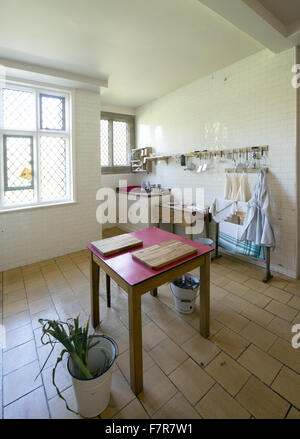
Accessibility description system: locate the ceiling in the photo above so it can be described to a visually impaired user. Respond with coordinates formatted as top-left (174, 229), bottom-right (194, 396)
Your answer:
top-left (258, 0), bottom-right (300, 26)
top-left (0, 0), bottom-right (263, 108)
top-left (198, 0), bottom-right (300, 50)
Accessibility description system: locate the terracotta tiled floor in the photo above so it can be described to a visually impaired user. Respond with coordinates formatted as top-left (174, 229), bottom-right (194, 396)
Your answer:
top-left (1, 228), bottom-right (300, 419)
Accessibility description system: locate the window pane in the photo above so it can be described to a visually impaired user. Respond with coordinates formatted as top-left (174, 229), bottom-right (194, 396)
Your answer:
top-left (3, 136), bottom-right (34, 205)
top-left (40, 94), bottom-right (65, 130)
top-left (1, 88), bottom-right (35, 130)
top-left (113, 121), bottom-right (128, 166)
top-left (101, 119), bottom-right (109, 166)
top-left (40, 136), bottom-right (67, 201)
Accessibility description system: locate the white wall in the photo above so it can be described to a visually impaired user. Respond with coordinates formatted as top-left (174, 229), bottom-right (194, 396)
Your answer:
top-left (136, 48), bottom-right (298, 278)
top-left (0, 89), bottom-right (101, 271)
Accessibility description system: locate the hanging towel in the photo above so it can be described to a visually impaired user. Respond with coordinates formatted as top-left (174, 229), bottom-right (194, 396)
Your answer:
top-left (224, 174), bottom-right (232, 200)
top-left (236, 173), bottom-right (251, 202)
top-left (240, 169), bottom-right (275, 249)
top-left (219, 221), bottom-right (264, 259)
top-left (231, 175), bottom-right (240, 201)
top-left (210, 198), bottom-right (237, 223)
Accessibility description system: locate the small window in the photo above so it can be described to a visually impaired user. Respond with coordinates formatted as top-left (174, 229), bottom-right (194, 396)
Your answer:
top-left (3, 135), bottom-right (34, 205)
top-left (40, 94), bottom-right (66, 131)
top-left (2, 88), bottom-right (35, 130)
top-left (100, 112), bottom-right (135, 174)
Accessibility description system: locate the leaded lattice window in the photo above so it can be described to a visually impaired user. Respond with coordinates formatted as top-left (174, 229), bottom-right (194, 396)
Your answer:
top-left (0, 83), bottom-right (72, 210)
top-left (100, 112), bottom-right (135, 174)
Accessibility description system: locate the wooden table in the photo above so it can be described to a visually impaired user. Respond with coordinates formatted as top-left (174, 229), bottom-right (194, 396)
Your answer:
top-left (158, 204), bottom-right (211, 240)
top-left (87, 227), bottom-right (213, 395)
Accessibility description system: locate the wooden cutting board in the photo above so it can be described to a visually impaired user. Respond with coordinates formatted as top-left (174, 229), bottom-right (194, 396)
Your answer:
top-left (132, 239), bottom-right (197, 269)
top-left (91, 233), bottom-right (143, 256)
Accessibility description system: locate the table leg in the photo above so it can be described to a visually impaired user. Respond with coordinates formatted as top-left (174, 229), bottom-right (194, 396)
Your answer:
top-left (200, 254), bottom-right (210, 338)
top-left (205, 213), bottom-right (210, 238)
top-left (150, 288), bottom-right (158, 297)
top-left (128, 290), bottom-right (143, 395)
top-left (106, 274), bottom-right (111, 307)
top-left (89, 252), bottom-right (100, 329)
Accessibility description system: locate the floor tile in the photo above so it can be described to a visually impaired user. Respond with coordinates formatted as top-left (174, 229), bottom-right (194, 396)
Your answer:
top-left (113, 399), bottom-right (149, 419)
top-left (3, 289), bottom-right (26, 305)
top-left (267, 278), bottom-right (289, 290)
top-left (244, 278), bottom-right (269, 293)
top-left (205, 352), bottom-right (250, 396)
top-left (222, 294), bottom-right (248, 313)
top-left (149, 338), bottom-right (188, 375)
top-left (138, 365), bottom-right (177, 415)
top-left (26, 286), bottom-right (50, 303)
top-left (210, 284), bottom-right (228, 301)
top-left (4, 324), bottom-right (33, 351)
top-left (37, 342), bottom-right (63, 370)
top-left (267, 317), bottom-right (294, 342)
top-left (104, 326), bottom-right (129, 355)
top-left (142, 322), bottom-right (167, 351)
top-left (216, 307), bottom-right (249, 332)
top-left (182, 333), bottom-right (220, 366)
top-left (3, 298), bottom-right (28, 317)
top-left (239, 321), bottom-right (277, 351)
top-left (242, 289), bottom-right (271, 308)
top-left (242, 302), bottom-right (274, 327)
top-left (157, 315), bottom-right (197, 345)
top-left (286, 407), bottom-right (300, 419)
top-left (4, 387), bottom-right (49, 419)
top-left (42, 359), bottom-right (72, 399)
top-left (224, 280), bottom-right (249, 297)
top-left (116, 349), bottom-right (154, 382)
top-left (268, 338), bottom-right (300, 373)
top-left (211, 327), bottom-right (249, 358)
top-left (31, 307), bottom-right (59, 330)
top-left (3, 310), bottom-right (31, 332)
top-left (237, 376), bottom-right (289, 418)
top-left (196, 384), bottom-right (250, 419)
top-left (100, 370), bottom-right (136, 419)
top-left (284, 283), bottom-right (300, 296)
top-left (238, 345), bottom-right (282, 385)
top-left (153, 393), bottom-right (200, 419)
top-left (266, 300), bottom-right (298, 322)
top-left (226, 270), bottom-right (250, 284)
top-left (48, 386), bottom-right (80, 419)
top-left (263, 286), bottom-right (292, 304)
top-left (3, 340), bottom-right (37, 374)
top-left (288, 296), bottom-right (300, 310)
top-left (3, 361), bottom-right (42, 406)
top-left (169, 358), bottom-right (214, 405)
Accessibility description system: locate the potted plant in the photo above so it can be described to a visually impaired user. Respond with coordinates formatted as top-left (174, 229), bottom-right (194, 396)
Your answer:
top-left (37, 315), bottom-right (118, 418)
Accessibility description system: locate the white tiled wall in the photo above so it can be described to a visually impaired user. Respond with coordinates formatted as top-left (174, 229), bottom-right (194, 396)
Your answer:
top-left (0, 89), bottom-right (102, 272)
top-left (136, 48), bottom-right (298, 278)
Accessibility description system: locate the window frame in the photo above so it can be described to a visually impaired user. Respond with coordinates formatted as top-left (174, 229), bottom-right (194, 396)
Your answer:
top-left (0, 81), bottom-right (73, 212)
top-left (101, 111), bottom-right (135, 175)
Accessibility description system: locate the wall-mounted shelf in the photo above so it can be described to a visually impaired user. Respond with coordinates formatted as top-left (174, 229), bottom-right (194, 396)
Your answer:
top-left (131, 147), bottom-right (152, 173)
top-left (192, 145), bottom-right (268, 159)
top-left (145, 155), bottom-right (170, 164)
top-left (225, 167), bottom-right (269, 173)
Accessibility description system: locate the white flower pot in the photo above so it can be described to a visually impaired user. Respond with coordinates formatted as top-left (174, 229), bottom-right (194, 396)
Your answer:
top-left (67, 335), bottom-right (118, 418)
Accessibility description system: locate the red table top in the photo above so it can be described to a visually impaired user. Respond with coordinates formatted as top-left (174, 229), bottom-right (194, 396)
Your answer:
top-left (87, 227), bottom-right (213, 286)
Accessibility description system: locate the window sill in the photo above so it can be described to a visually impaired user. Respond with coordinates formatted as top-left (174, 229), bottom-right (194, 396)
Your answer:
top-left (0, 200), bottom-right (77, 214)
top-left (102, 167), bottom-right (132, 175)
